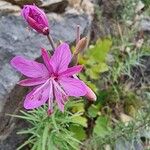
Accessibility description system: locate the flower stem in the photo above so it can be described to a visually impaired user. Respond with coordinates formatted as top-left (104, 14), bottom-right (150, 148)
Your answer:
top-left (52, 111), bottom-right (58, 131)
top-left (47, 34), bottom-right (55, 52)
top-left (76, 25), bottom-right (80, 45)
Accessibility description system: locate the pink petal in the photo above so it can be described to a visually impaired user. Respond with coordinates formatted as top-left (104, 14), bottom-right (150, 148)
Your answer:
top-left (18, 78), bottom-right (48, 86)
top-left (22, 5), bottom-right (49, 35)
top-left (48, 80), bottom-right (54, 113)
top-left (50, 43), bottom-right (72, 74)
top-left (85, 85), bottom-right (97, 101)
top-left (24, 83), bottom-right (49, 109)
top-left (73, 75), bottom-right (97, 101)
top-left (29, 5), bottom-right (49, 26)
top-left (59, 65), bottom-right (83, 77)
top-left (11, 56), bottom-right (49, 78)
top-left (58, 77), bottom-right (87, 97)
top-left (54, 85), bottom-right (65, 112)
top-left (21, 5), bottom-right (30, 20)
top-left (41, 48), bottom-right (53, 73)
top-left (27, 16), bottom-right (49, 35)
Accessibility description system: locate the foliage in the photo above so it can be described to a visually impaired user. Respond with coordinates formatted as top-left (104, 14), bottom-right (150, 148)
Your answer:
top-left (85, 105), bottom-right (150, 150)
top-left (14, 1), bottom-right (150, 149)
top-left (93, 116), bottom-right (111, 137)
top-left (78, 38), bottom-right (112, 93)
top-left (141, 0), bottom-right (150, 7)
top-left (12, 101), bottom-right (88, 150)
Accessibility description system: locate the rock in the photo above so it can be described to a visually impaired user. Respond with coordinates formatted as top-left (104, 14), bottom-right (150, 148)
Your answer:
top-left (119, 113), bottom-right (133, 125)
top-left (135, 1), bottom-right (145, 13)
top-left (0, 1), bottom-right (20, 14)
top-left (0, 10), bottom-right (91, 149)
top-left (138, 17), bottom-right (150, 33)
top-left (4, 0), bottom-right (42, 7)
top-left (41, 0), bottom-right (68, 13)
top-left (67, 0), bottom-right (94, 16)
top-left (4, 0), bottom-right (68, 13)
top-left (115, 138), bottom-right (144, 150)
top-left (0, 119), bottom-right (29, 150)
top-left (100, 0), bottom-right (123, 18)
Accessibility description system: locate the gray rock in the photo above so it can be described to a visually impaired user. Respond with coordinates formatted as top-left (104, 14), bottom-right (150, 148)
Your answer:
top-left (0, 1), bottom-right (20, 14)
top-left (41, 0), bottom-right (68, 13)
top-left (4, 0), bottom-right (42, 7)
top-left (115, 138), bottom-right (144, 150)
top-left (4, 0), bottom-right (68, 13)
top-left (138, 17), bottom-right (150, 33)
top-left (0, 11), bottom-right (91, 149)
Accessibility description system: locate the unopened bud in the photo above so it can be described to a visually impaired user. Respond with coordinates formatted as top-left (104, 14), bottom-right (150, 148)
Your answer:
top-left (21, 5), bottom-right (49, 35)
top-left (74, 37), bottom-right (87, 55)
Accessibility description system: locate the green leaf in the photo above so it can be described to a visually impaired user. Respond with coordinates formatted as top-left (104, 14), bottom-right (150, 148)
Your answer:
top-left (72, 102), bottom-right (85, 113)
top-left (97, 63), bottom-right (109, 73)
top-left (89, 38), bottom-right (112, 62)
top-left (71, 116), bottom-right (87, 127)
top-left (69, 125), bottom-right (86, 141)
top-left (78, 54), bottom-right (88, 64)
top-left (88, 104), bottom-right (100, 118)
top-left (93, 116), bottom-right (111, 137)
top-left (85, 68), bottom-right (99, 80)
top-left (42, 124), bottom-right (49, 150)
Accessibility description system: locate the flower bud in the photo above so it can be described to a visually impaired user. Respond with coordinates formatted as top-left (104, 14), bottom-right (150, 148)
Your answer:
top-left (21, 5), bottom-right (49, 35)
top-left (85, 85), bottom-right (97, 101)
top-left (74, 37), bottom-right (87, 55)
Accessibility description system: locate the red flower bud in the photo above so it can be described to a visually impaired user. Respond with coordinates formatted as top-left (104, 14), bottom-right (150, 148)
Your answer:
top-left (21, 5), bottom-right (49, 35)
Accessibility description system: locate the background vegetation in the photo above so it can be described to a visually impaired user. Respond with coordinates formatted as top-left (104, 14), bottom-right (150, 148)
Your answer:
top-left (13, 0), bottom-right (150, 149)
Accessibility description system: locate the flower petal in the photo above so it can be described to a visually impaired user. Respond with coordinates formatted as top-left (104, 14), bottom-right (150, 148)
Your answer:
top-left (85, 85), bottom-right (97, 101)
top-left (11, 56), bottom-right (49, 78)
top-left (48, 80), bottom-right (54, 113)
top-left (21, 5), bottom-right (49, 35)
top-left (41, 48), bottom-right (53, 73)
top-left (58, 77), bottom-right (87, 97)
top-left (54, 85), bottom-right (65, 112)
top-left (29, 5), bottom-right (49, 26)
top-left (18, 77), bottom-right (48, 86)
top-left (24, 83), bottom-right (49, 109)
top-left (50, 43), bottom-right (72, 73)
top-left (27, 16), bottom-right (48, 34)
top-left (59, 65), bottom-right (83, 77)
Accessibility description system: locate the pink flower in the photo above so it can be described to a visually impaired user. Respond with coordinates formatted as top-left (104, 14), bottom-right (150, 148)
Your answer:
top-left (11, 43), bottom-right (88, 113)
top-left (21, 5), bottom-right (49, 35)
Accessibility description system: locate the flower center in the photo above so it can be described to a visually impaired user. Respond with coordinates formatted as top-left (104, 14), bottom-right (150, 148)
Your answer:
top-left (50, 74), bottom-right (58, 81)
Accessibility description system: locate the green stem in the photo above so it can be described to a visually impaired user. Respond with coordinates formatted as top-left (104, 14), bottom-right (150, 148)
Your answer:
top-left (52, 111), bottom-right (58, 131)
top-left (47, 34), bottom-right (55, 52)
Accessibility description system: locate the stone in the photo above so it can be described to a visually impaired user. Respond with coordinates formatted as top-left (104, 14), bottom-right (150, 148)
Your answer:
top-left (4, 0), bottom-right (42, 7)
top-left (41, 0), bottom-right (68, 13)
top-left (138, 17), bottom-right (150, 33)
top-left (115, 138), bottom-right (144, 150)
top-left (0, 10), bottom-right (91, 149)
top-left (67, 0), bottom-right (94, 16)
top-left (4, 0), bottom-right (68, 13)
top-left (0, 1), bottom-right (20, 14)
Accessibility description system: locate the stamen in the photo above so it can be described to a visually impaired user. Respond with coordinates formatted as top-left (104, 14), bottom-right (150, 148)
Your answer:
top-left (48, 80), bottom-right (53, 114)
top-left (76, 25), bottom-right (80, 45)
top-left (52, 79), bottom-right (67, 97)
top-left (52, 79), bottom-right (68, 104)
